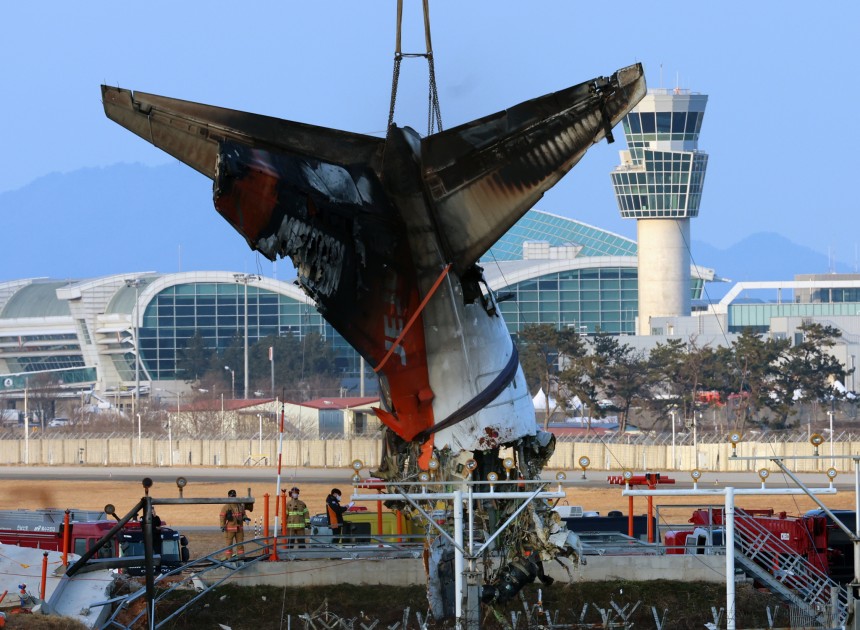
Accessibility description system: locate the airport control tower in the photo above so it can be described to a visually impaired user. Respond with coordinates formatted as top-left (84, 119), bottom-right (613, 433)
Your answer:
top-left (610, 87), bottom-right (708, 335)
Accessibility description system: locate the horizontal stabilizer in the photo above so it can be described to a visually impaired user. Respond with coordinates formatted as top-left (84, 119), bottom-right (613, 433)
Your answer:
top-left (101, 86), bottom-right (384, 179)
top-left (420, 63), bottom-right (646, 272)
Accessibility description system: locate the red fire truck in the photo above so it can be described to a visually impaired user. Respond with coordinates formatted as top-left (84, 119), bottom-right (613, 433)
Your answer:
top-left (0, 508), bottom-right (119, 557)
top-left (663, 507), bottom-right (834, 576)
top-left (0, 508), bottom-right (189, 574)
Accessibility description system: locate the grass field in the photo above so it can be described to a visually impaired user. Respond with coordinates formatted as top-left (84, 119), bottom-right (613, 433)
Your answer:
top-left (5, 475), bottom-right (854, 530)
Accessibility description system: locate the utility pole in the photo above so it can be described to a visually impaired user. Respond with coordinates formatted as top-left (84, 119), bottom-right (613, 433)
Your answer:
top-left (234, 274), bottom-right (260, 399)
top-left (669, 409), bottom-right (677, 469)
top-left (156, 388), bottom-right (180, 466)
top-left (125, 278), bottom-right (146, 421)
top-left (224, 366), bottom-right (235, 400)
top-left (24, 377), bottom-right (29, 465)
top-left (269, 346), bottom-right (275, 399)
top-left (851, 354), bottom-right (856, 393)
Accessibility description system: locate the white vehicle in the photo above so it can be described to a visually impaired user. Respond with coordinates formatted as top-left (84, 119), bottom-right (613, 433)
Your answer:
top-left (1, 410), bottom-right (22, 426)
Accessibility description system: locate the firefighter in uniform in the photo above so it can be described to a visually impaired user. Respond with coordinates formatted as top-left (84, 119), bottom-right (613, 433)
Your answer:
top-left (219, 489), bottom-right (247, 560)
top-left (285, 486), bottom-right (310, 548)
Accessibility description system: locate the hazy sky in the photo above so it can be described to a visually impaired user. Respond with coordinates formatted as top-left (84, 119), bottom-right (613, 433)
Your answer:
top-left (2, 1), bottom-right (859, 267)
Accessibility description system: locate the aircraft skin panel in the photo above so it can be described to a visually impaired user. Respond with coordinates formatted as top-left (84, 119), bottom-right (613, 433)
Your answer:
top-left (420, 63), bottom-right (646, 273)
top-left (102, 86), bottom-right (218, 179)
top-left (423, 282), bottom-right (536, 452)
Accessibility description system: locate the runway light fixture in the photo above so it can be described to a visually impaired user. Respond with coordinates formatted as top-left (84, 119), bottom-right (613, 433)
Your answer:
top-left (501, 456), bottom-right (515, 479)
top-left (810, 433), bottom-right (824, 456)
top-left (729, 432), bottom-right (742, 457)
top-left (578, 455), bottom-right (591, 480)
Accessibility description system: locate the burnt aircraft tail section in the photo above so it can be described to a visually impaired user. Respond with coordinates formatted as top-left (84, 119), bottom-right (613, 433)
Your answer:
top-left (101, 63), bottom-right (646, 455)
top-left (104, 60), bottom-right (647, 623)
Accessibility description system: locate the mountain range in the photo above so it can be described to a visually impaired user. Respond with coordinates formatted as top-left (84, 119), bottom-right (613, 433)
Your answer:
top-left (0, 163), bottom-right (851, 290)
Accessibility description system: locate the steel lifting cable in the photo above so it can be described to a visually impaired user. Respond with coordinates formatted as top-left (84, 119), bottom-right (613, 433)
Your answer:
top-left (387, 0), bottom-right (443, 135)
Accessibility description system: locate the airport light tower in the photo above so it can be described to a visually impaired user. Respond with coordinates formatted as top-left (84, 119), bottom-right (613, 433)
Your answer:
top-left (610, 87), bottom-right (708, 335)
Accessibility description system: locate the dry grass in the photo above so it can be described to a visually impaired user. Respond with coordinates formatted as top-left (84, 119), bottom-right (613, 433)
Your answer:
top-left (4, 476), bottom-right (855, 529)
top-left (0, 478), bottom-right (334, 528)
top-left (148, 581), bottom-right (783, 629)
top-left (3, 614), bottom-right (88, 629)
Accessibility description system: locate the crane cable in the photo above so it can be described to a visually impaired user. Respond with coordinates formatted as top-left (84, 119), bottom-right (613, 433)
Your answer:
top-left (387, 0), bottom-right (443, 135)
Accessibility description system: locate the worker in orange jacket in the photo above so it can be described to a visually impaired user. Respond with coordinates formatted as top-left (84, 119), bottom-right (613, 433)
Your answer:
top-left (325, 488), bottom-right (353, 544)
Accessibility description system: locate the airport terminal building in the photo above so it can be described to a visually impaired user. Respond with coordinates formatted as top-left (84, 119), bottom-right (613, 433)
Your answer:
top-left (1, 209), bottom-right (858, 416)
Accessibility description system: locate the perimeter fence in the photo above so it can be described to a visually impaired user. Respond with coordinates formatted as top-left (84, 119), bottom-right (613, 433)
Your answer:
top-left (0, 428), bottom-right (855, 473)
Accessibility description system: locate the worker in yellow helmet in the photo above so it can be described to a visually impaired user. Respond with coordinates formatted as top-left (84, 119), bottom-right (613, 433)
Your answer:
top-left (285, 486), bottom-right (310, 548)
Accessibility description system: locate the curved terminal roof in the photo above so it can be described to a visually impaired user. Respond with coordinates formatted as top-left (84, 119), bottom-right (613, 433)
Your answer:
top-left (484, 257), bottom-right (713, 288)
top-left (0, 281), bottom-right (72, 319)
top-left (484, 256), bottom-right (637, 289)
top-left (104, 274), bottom-right (160, 316)
top-left (482, 209), bottom-right (637, 261)
top-left (105, 283), bottom-right (142, 316)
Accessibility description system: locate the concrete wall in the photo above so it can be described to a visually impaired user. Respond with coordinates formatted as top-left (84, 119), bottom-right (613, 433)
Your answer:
top-left (552, 440), bottom-right (851, 474)
top-left (208, 554), bottom-right (725, 588)
top-left (0, 436), bottom-right (850, 473)
top-left (216, 557), bottom-right (428, 588)
top-left (553, 554), bottom-right (725, 583)
top-left (0, 437), bottom-right (384, 468)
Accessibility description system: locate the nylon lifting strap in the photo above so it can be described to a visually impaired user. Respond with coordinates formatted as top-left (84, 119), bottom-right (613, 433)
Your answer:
top-left (387, 0), bottom-right (443, 135)
top-left (373, 263), bottom-right (452, 374)
top-left (413, 343), bottom-right (521, 443)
